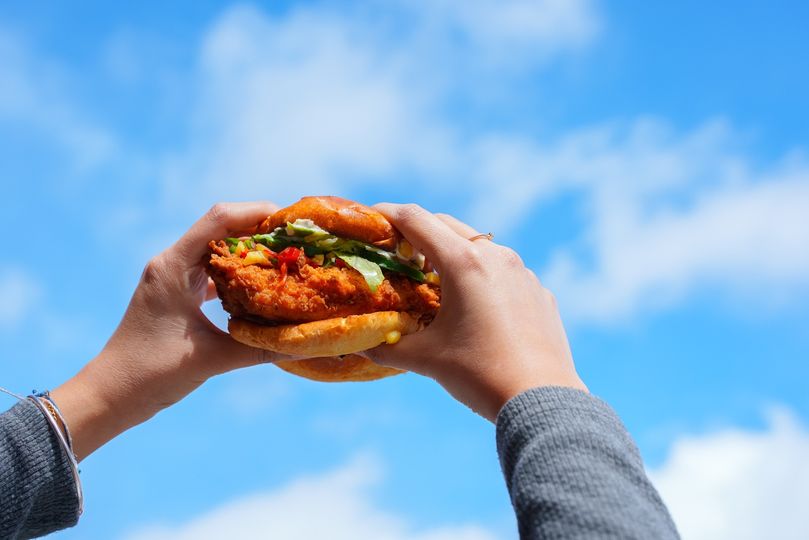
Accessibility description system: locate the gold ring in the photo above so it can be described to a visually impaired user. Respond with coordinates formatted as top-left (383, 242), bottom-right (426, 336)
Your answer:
top-left (468, 232), bottom-right (495, 242)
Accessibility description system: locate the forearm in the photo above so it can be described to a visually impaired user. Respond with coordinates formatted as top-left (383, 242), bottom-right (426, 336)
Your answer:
top-left (0, 401), bottom-right (80, 539)
top-left (496, 386), bottom-right (679, 539)
top-left (50, 343), bottom-right (206, 462)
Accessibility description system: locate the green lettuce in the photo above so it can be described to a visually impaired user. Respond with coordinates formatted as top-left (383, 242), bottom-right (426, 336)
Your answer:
top-left (336, 254), bottom-right (385, 293)
top-left (249, 219), bottom-right (426, 290)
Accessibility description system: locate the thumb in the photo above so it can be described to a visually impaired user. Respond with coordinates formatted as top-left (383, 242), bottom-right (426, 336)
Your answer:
top-left (202, 329), bottom-right (288, 375)
top-left (361, 330), bottom-right (436, 377)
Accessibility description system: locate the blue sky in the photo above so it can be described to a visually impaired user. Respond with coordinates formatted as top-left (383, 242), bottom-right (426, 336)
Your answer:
top-left (1, 1), bottom-right (808, 539)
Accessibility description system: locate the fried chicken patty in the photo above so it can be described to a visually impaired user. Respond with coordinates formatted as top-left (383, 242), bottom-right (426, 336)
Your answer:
top-left (207, 241), bottom-right (441, 324)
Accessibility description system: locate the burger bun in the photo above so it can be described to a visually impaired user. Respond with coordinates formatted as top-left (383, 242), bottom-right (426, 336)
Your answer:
top-left (227, 311), bottom-right (419, 382)
top-left (258, 195), bottom-right (398, 250)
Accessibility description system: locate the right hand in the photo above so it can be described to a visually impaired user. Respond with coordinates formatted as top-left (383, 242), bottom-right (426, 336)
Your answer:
top-left (365, 204), bottom-right (587, 422)
top-left (52, 202), bottom-right (282, 460)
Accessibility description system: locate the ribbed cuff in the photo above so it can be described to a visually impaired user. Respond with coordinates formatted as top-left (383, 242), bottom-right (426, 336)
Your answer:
top-left (495, 386), bottom-right (632, 491)
top-left (496, 386), bottom-right (617, 425)
top-left (0, 400), bottom-right (80, 539)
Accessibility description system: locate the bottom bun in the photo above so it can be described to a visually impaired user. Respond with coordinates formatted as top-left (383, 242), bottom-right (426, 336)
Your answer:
top-left (227, 311), bottom-right (419, 382)
top-left (228, 311), bottom-right (420, 357)
top-left (274, 355), bottom-right (404, 382)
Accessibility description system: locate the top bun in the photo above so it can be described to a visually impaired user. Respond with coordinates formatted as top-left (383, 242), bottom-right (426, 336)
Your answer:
top-left (259, 196), bottom-right (397, 250)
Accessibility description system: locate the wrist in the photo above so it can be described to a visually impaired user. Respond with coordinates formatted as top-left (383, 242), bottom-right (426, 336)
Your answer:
top-left (50, 351), bottom-right (154, 461)
top-left (490, 372), bottom-right (588, 422)
top-left (50, 373), bottom-right (109, 462)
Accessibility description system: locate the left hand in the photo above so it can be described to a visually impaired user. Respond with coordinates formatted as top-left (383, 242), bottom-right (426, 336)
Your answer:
top-left (363, 204), bottom-right (586, 421)
top-left (52, 202), bottom-right (282, 460)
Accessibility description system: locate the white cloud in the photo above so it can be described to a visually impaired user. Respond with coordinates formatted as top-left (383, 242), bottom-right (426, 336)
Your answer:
top-left (650, 408), bottom-right (809, 540)
top-left (538, 123), bottom-right (809, 322)
top-left (547, 170), bottom-right (809, 321)
top-left (122, 454), bottom-right (500, 540)
top-left (162, 5), bottom-right (438, 207)
top-left (418, 0), bottom-right (599, 64)
top-left (160, 0), bottom-right (599, 209)
top-left (0, 267), bottom-right (41, 329)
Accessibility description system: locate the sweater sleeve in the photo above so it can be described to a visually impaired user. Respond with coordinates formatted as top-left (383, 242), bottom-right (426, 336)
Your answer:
top-left (0, 400), bottom-right (80, 540)
top-left (496, 386), bottom-right (679, 539)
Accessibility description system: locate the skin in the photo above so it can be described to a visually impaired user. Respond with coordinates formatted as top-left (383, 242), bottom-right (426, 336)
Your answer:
top-left (50, 202), bottom-right (284, 461)
top-left (364, 203), bottom-right (588, 422)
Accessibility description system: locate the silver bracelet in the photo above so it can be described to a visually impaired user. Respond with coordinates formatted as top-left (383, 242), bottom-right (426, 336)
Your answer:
top-left (34, 390), bottom-right (75, 452)
top-left (1, 385), bottom-right (84, 515)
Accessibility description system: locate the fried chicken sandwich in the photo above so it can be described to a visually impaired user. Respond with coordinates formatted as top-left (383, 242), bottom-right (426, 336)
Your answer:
top-left (206, 196), bottom-right (441, 382)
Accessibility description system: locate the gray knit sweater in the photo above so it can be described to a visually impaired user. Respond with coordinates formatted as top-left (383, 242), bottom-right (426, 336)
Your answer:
top-left (497, 387), bottom-right (679, 538)
top-left (1, 387), bottom-right (678, 539)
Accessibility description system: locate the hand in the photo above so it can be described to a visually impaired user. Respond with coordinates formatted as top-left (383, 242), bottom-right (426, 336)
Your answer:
top-left (365, 204), bottom-right (587, 422)
top-left (51, 202), bottom-right (280, 460)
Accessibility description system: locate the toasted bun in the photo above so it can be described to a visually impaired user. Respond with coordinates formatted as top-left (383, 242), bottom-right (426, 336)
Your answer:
top-left (229, 311), bottom-right (419, 356)
top-left (259, 196), bottom-right (397, 250)
top-left (274, 355), bottom-right (404, 382)
top-left (228, 311), bottom-right (419, 382)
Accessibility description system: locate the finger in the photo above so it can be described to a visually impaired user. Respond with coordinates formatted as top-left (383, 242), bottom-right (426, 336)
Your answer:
top-left (374, 203), bottom-right (473, 270)
top-left (526, 267), bottom-right (542, 286)
top-left (173, 201), bottom-right (280, 268)
top-left (200, 324), bottom-right (299, 375)
top-left (360, 330), bottom-right (435, 377)
top-left (212, 339), bottom-right (279, 374)
top-left (435, 213), bottom-right (480, 238)
top-left (204, 277), bottom-right (218, 302)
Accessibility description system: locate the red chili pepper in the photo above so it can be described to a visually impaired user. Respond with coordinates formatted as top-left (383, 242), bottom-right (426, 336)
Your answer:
top-left (278, 262), bottom-right (288, 286)
top-left (334, 258), bottom-right (346, 269)
top-left (240, 250), bottom-right (248, 258)
top-left (278, 247), bottom-right (301, 266)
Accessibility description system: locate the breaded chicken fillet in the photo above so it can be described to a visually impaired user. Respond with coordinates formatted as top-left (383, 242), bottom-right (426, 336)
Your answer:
top-left (207, 240), bottom-right (440, 324)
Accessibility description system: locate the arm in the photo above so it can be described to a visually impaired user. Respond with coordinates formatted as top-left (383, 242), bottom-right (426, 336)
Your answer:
top-left (497, 387), bottom-right (678, 539)
top-left (1, 202), bottom-right (283, 537)
top-left (364, 204), bottom-right (679, 539)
